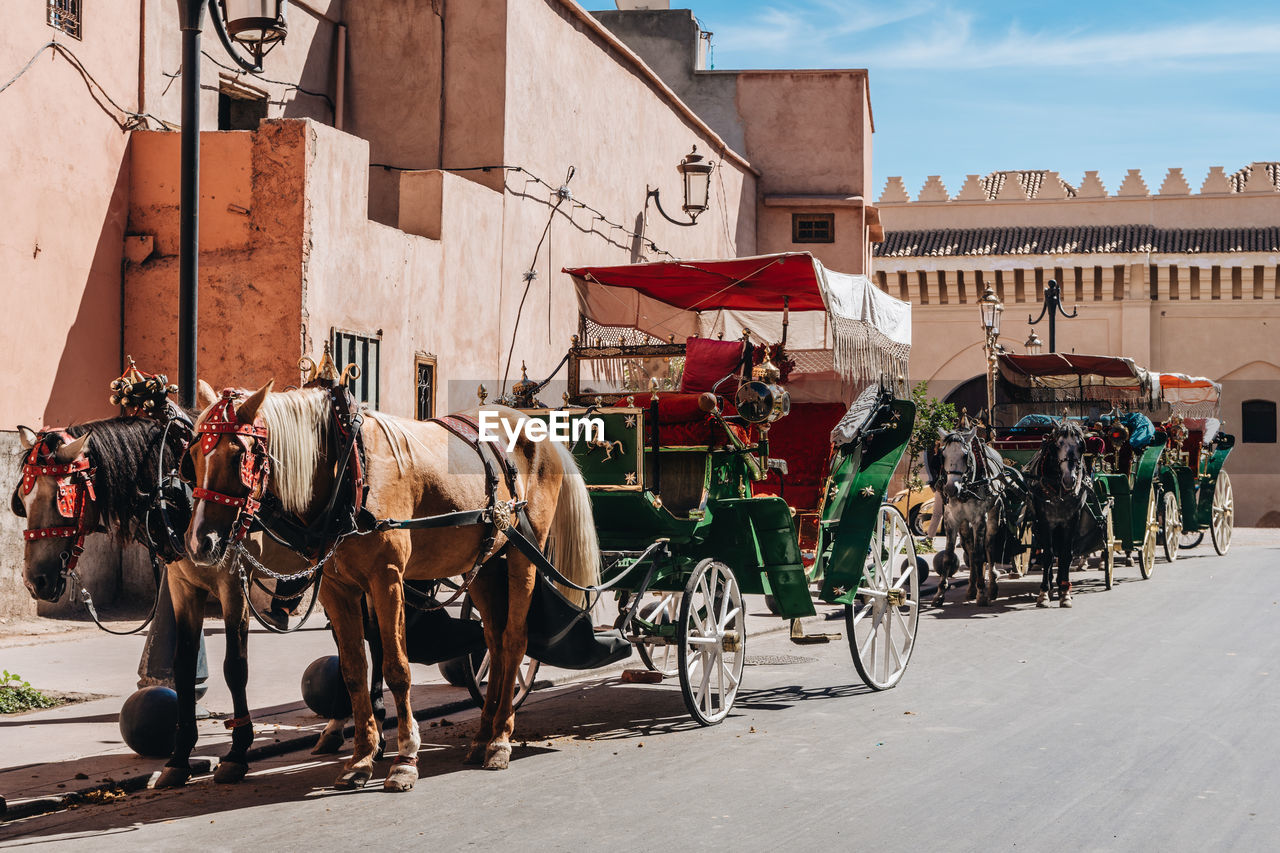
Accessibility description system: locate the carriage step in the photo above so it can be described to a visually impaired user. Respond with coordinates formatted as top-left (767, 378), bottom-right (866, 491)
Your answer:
top-left (621, 669), bottom-right (664, 684)
top-left (789, 619), bottom-right (842, 645)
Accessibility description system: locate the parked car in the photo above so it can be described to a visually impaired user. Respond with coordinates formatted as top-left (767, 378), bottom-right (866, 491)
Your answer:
top-left (891, 488), bottom-right (936, 537)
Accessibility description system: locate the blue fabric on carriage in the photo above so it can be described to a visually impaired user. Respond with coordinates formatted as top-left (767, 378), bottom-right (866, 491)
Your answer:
top-left (1010, 414), bottom-right (1058, 432)
top-left (1117, 412), bottom-right (1155, 448)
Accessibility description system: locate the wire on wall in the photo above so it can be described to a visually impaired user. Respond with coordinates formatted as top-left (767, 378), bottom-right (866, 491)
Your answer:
top-left (1, 41), bottom-right (168, 131)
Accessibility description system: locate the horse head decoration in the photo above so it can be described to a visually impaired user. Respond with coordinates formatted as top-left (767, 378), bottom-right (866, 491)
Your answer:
top-left (183, 382), bottom-right (273, 565)
top-left (13, 427), bottom-right (93, 602)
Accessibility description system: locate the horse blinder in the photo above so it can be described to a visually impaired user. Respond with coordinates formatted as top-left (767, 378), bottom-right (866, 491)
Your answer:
top-left (11, 484), bottom-right (25, 518)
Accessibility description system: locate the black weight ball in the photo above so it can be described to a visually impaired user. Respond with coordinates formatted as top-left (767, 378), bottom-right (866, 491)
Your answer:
top-left (119, 686), bottom-right (178, 759)
top-left (301, 655), bottom-right (351, 719)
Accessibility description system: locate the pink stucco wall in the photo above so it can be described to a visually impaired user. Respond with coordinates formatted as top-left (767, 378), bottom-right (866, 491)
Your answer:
top-left (0, 3), bottom-right (141, 429)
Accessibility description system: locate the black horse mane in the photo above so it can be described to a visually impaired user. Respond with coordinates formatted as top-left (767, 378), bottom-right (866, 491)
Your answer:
top-left (51, 414), bottom-right (190, 539)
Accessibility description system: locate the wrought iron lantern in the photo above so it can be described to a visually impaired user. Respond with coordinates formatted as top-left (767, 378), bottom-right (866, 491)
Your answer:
top-left (220, 0), bottom-right (288, 44)
top-left (1024, 330), bottom-right (1043, 355)
top-left (647, 145), bottom-right (715, 227)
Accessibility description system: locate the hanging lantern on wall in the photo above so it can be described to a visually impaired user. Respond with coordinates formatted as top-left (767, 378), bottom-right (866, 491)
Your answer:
top-left (219, 0), bottom-right (289, 49)
top-left (678, 146), bottom-right (713, 219)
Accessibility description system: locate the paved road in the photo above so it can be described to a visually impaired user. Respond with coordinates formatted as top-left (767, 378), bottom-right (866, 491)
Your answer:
top-left (3, 541), bottom-right (1277, 851)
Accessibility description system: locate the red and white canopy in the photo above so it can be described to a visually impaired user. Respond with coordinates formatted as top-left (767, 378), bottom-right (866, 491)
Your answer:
top-left (564, 252), bottom-right (912, 385)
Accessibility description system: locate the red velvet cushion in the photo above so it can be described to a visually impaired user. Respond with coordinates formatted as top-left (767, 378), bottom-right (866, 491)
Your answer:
top-left (613, 393), bottom-right (750, 447)
top-left (680, 337), bottom-right (744, 393)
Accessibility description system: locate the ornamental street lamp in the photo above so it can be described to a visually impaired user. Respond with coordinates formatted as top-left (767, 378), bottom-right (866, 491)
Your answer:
top-left (1024, 330), bottom-right (1043, 355)
top-left (1026, 278), bottom-right (1077, 354)
top-left (646, 145), bottom-right (715, 226)
top-left (177, 0), bottom-right (288, 408)
top-left (979, 284), bottom-right (1003, 428)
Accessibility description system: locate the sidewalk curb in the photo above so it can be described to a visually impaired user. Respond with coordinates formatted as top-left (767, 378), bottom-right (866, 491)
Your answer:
top-left (1, 611), bottom-right (835, 823)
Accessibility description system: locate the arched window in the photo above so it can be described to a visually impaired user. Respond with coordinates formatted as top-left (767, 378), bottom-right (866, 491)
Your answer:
top-left (1241, 399), bottom-right (1276, 443)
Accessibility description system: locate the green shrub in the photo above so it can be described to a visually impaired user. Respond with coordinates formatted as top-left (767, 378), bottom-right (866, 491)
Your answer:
top-left (0, 670), bottom-right (59, 714)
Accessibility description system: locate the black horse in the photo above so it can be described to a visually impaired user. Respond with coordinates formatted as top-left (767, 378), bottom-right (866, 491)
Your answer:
top-left (929, 427), bottom-right (1028, 606)
top-left (1026, 421), bottom-right (1101, 608)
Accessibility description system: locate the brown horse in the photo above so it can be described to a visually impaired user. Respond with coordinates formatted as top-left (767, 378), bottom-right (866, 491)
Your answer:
top-left (183, 383), bottom-right (599, 792)
top-left (9, 381), bottom-right (311, 787)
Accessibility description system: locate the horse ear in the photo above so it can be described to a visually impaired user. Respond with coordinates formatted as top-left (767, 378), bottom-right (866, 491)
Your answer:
top-left (196, 379), bottom-right (219, 411)
top-left (18, 426), bottom-right (37, 450)
top-left (236, 380), bottom-right (274, 425)
top-left (937, 427), bottom-right (949, 440)
top-left (55, 433), bottom-right (90, 463)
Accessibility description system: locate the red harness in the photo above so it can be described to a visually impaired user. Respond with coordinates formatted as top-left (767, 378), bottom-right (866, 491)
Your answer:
top-left (191, 390), bottom-right (271, 543)
top-left (20, 431), bottom-right (96, 572)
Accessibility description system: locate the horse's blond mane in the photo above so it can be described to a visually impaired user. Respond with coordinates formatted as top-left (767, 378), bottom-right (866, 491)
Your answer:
top-left (256, 388), bottom-right (331, 515)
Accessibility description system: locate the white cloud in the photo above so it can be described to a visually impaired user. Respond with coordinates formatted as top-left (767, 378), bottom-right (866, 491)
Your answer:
top-left (709, 3), bottom-right (1280, 72)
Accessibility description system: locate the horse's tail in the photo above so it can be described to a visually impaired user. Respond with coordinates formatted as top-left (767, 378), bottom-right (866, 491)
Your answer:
top-left (547, 442), bottom-right (601, 608)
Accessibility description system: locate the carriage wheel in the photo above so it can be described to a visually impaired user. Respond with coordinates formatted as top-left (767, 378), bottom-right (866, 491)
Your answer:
top-left (847, 505), bottom-right (919, 691)
top-left (635, 591), bottom-right (681, 678)
top-left (677, 559), bottom-right (746, 726)
top-left (1179, 530), bottom-right (1204, 549)
top-left (1211, 472), bottom-right (1234, 555)
top-left (452, 597), bottom-right (540, 711)
top-left (1101, 503), bottom-right (1115, 591)
top-left (1160, 491), bottom-right (1182, 564)
top-left (1138, 486), bottom-right (1159, 580)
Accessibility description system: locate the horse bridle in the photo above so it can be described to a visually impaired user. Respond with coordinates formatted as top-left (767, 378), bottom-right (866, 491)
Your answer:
top-left (18, 431), bottom-right (96, 577)
top-left (940, 433), bottom-right (984, 498)
top-left (190, 390), bottom-right (272, 543)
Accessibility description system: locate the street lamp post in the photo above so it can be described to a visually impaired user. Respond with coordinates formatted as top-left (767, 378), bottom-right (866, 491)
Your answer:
top-left (1026, 278), bottom-right (1077, 354)
top-left (176, 0), bottom-right (287, 406)
top-left (123, 1), bottom-right (290, 748)
top-left (979, 285), bottom-right (1003, 429)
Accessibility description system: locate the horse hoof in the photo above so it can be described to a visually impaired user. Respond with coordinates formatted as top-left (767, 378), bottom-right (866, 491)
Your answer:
top-left (384, 764), bottom-right (418, 792)
top-left (333, 769), bottom-right (372, 789)
top-left (312, 730), bottom-right (345, 755)
top-left (1035, 592), bottom-right (1049, 608)
top-left (463, 744), bottom-right (485, 766)
top-left (214, 761), bottom-right (248, 784)
top-left (154, 766), bottom-right (192, 789)
top-left (483, 743), bottom-right (512, 771)
top-left (977, 595), bottom-right (990, 607)
top-left (1060, 594), bottom-right (1073, 608)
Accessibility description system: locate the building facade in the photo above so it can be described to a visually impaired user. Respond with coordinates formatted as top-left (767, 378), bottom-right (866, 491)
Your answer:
top-left (0, 1), bottom-right (876, 616)
top-left (875, 164), bottom-right (1280, 525)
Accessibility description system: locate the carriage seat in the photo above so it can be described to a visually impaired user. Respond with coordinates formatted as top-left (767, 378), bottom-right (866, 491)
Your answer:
top-left (614, 393), bottom-right (752, 448)
top-left (753, 403), bottom-right (846, 512)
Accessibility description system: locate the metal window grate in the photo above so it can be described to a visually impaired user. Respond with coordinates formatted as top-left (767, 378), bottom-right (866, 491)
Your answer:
top-left (792, 213), bottom-right (834, 244)
top-left (415, 356), bottom-right (436, 420)
top-left (47, 0), bottom-right (82, 39)
top-left (332, 329), bottom-right (381, 409)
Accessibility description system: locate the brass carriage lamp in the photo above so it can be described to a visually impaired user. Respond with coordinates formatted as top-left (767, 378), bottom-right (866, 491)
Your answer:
top-left (220, 0), bottom-right (288, 53)
top-left (1024, 330), bottom-right (1043, 355)
top-left (647, 145), bottom-right (715, 226)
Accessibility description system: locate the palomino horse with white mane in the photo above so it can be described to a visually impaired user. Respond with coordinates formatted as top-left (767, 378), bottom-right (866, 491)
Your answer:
top-left (183, 381), bottom-right (599, 791)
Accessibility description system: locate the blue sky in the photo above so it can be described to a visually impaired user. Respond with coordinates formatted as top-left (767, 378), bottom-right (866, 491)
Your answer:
top-left (659, 1), bottom-right (1280, 200)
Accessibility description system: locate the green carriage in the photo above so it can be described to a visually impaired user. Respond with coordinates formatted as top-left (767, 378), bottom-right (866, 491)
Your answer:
top-left (1150, 372), bottom-right (1235, 557)
top-left (989, 353), bottom-right (1233, 590)
top-left (512, 253), bottom-right (920, 725)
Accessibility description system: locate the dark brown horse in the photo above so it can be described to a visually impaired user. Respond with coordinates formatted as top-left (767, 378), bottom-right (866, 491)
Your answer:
top-left (10, 386), bottom-right (269, 786)
top-left (183, 383), bottom-right (599, 791)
